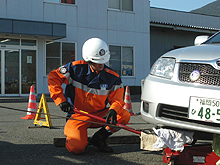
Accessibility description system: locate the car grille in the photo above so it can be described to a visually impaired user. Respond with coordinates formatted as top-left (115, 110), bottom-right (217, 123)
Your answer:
top-left (179, 63), bottom-right (220, 86)
top-left (158, 104), bottom-right (220, 128)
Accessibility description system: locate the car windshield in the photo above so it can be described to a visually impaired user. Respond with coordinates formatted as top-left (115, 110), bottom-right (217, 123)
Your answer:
top-left (204, 31), bottom-right (220, 44)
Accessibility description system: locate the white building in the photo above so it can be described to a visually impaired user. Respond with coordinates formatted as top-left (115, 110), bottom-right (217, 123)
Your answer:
top-left (0, 0), bottom-right (220, 97)
top-left (0, 0), bottom-right (150, 96)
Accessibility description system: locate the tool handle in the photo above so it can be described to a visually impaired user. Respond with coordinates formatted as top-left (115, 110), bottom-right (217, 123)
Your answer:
top-left (74, 109), bottom-right (141, 135)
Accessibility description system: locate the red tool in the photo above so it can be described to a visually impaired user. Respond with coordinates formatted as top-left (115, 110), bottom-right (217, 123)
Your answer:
top-left (163, 144), bottom-right (220, 165)
top-left (74, 109), bottom-right (141, 135)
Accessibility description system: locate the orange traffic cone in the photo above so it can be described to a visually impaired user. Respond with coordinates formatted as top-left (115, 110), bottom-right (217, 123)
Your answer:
top-left (123, 86), bottom-right (137, 116)
top-left (21, 85), bottom-right (37, 120)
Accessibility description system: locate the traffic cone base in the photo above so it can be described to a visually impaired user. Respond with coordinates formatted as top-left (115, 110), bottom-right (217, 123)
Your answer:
top-left (21, 114), bottom-right (35, 120)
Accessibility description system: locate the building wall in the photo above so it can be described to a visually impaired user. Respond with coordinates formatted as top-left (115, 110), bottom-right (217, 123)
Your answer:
top-left (107, 2), bottom-right (150, 85)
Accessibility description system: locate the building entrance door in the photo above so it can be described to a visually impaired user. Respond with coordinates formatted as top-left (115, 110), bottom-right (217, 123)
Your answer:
top-left (4, 49), bottom-right (19, 95)
top-left (1, 49), bottom-right (36, 96)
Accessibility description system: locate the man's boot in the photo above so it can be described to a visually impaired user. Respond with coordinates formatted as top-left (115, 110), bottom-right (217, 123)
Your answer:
top-left (90, 127), bottom-right (113, 153)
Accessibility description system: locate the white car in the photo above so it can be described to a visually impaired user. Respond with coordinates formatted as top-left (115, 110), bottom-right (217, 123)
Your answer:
top-left (141, 31), bottom-right (220, 138)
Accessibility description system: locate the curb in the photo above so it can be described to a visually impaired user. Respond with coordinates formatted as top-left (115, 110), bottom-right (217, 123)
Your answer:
top-left (54, 135), bottom-right (140, 147)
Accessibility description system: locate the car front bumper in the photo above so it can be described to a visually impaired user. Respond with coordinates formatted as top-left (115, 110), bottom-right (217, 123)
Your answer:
top-left (140, 74), bottom-right (220, 134)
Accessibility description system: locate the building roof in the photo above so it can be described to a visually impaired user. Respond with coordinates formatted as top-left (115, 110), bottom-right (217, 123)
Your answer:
top-left (150, 7), bottom-right (220, 32)
top-left (150, 20), bottom-right (220, 31)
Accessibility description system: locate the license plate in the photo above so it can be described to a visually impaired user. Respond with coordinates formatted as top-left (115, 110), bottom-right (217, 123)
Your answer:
top-left (188, 96), bottom-right (220, 123)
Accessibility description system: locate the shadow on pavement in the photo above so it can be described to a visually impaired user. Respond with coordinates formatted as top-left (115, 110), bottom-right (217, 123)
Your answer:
top-left (0, 141), bottom-right (146, 165)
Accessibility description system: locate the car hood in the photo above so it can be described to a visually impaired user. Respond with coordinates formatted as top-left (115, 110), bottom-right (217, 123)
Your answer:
top-left (162, 44), bottom-right (220, 62)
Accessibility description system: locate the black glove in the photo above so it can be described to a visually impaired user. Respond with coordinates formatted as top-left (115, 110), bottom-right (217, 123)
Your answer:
top-left (59, 101), bottom-right (73, 113)
top-left (103, 109), bottom-right (117, 125)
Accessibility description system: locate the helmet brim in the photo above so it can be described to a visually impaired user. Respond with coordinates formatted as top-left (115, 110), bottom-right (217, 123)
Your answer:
top-left (89, 53), bottom-right (110, 64)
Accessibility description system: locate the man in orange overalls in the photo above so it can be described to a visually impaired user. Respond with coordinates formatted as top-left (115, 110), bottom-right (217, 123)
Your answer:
top-left (48, 38), bottom-right (131, 154)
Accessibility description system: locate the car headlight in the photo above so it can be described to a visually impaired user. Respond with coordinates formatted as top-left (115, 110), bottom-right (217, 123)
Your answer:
top-left (150, 57), bottom-right (176, 79)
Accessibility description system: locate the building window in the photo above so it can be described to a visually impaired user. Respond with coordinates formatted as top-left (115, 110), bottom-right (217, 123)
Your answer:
top-left (21, 39), bottom-right (36, 46)
top-left (0, 38), bottom-right (36, 46)
top-left (44, 0), bottom-right (75, 4)
top-left (0, 38), bottom-right (19, 45)
top-left (109, 45), bottom-right (134, 76)
top-left (46, 41), bottom-right (75, 75)
top-left (61, 0), bottom-right (75, 4)
top-left (108, 0), bottom-right (133, 11)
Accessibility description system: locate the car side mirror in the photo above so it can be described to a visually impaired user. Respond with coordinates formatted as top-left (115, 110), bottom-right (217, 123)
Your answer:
top-left (194, 35), bottom-right (209, 46)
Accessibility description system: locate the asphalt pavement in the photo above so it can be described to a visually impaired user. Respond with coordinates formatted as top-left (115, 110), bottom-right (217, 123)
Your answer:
top-left (0, 96), bottom-right (165, 165)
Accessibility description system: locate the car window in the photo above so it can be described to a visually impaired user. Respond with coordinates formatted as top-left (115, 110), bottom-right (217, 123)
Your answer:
top-left (204, 31), bottom-right (220, 44)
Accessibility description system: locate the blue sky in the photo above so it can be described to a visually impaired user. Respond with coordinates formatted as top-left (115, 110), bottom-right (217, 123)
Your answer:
top-left (150, 0), bottom-right (217, 12)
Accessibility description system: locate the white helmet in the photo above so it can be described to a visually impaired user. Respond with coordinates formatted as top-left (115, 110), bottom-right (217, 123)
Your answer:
top-left (82, 38), bottom-right (110, 64)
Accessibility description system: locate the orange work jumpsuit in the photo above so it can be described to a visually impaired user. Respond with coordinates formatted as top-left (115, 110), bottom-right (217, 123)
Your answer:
top-left (48, 60), bottom-right (131, 154)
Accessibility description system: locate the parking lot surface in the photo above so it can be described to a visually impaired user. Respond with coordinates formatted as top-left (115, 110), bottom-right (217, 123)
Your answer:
top-left (0, 97), bottom-right (165, 165)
